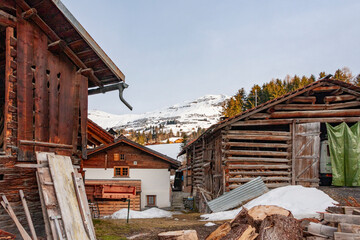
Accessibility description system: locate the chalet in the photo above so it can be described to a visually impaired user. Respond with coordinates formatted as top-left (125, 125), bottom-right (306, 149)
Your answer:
top-left (83, 134), bottom-right (180, 216)
top-left (0, 0), bottom-right (130, 236)
top-left (179, 77), bottom-right (360, 212)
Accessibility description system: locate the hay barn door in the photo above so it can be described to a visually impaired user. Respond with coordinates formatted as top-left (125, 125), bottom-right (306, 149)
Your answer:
top-left (293, 122), bottom-right (320, 187)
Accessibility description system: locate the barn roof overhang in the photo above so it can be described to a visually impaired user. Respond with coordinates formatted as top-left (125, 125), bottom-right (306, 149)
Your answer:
top-left (5, 0), bottom-right (132, 108)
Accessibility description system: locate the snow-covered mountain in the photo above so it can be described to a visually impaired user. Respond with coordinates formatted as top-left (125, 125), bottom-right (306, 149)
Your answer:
top-left (89, 94), bottom-right (229, 135)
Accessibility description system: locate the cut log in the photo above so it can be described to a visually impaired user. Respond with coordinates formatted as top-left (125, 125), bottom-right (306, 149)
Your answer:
top-left (158, 230), bottom-right (198, 240)
top-left (221, 224), bottom-right (257, 240)
top-left (246, 205), bottom-right (293, 229)
top-left (205, 222), bottom-right (231, 240)
top-left (258, 214), bottom-right (303, 240)
top-left (338, 223), bottom-right (360, 233)
top-left (324, 213), bottom-right (360, 225)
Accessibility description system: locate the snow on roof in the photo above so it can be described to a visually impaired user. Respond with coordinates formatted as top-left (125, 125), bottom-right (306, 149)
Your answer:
top-left (146, 143), bottom-right (182, 161)
top-left (200, 185), bottom-right (337, 221)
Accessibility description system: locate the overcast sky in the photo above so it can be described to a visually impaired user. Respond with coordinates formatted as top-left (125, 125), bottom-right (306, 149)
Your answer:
top-left (61, 0), bottom-right (360, 114)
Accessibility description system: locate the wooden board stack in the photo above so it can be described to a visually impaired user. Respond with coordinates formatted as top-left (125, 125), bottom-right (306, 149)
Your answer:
top-left (305, 205), bottom-right (360, 239)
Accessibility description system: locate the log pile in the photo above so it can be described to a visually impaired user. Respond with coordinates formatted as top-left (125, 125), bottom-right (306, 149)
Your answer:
top-left (206, 205), bottom-right (302, 240)
top-left (303, 204), bottom-right (360, 239)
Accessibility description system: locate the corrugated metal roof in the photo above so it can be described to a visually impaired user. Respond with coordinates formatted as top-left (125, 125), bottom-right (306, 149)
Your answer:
top-left (207, 177), bottom-right (268, 212)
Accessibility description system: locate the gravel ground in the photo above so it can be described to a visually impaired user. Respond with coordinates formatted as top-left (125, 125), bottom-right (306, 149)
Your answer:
top-left (318, 186), bottom-right (360, 205)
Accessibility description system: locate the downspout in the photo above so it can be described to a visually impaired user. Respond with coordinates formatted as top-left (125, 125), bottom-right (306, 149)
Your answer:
top-left (88, 82), bottom-right (133, 110)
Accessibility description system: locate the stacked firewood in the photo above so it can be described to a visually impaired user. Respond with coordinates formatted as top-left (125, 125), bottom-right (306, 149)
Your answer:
top-left (206, 205), bottom-right (303, 240)
top-left (303, 201), bottom-right (360, 239)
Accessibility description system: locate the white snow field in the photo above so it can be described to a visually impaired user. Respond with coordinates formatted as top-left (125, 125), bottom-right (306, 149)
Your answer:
top-left (111, 207), bottom-right (173, 219)
top-left (201, 185), bottom-right (337, 221)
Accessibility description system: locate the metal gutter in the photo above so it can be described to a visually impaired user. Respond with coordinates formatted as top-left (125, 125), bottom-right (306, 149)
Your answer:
top-left (52, 0), bottom-right (126, 82)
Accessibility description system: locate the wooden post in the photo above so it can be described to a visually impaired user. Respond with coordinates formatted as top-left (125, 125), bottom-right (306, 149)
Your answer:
top-left (19, 190), bottom-right (38, 240)
top-left (291, 121), bottom-right (296, 185)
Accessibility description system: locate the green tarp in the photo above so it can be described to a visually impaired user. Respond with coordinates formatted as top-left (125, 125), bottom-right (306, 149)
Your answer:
top-left (326, 122), bottom-right (360, 186)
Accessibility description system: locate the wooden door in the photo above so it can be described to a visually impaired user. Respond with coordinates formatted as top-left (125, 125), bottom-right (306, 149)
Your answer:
top-left (293, 122), bottom-right (321, 186)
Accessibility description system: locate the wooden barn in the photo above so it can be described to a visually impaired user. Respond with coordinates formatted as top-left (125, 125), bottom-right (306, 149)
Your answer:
top-left (0, 0), bottom-right (129, 236)
top-left (83, 134), bottom-right (180, 216)
top-left (179, 78), bottom-right (360, 212)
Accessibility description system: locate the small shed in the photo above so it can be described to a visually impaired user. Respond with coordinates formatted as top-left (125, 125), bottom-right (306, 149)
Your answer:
top-left (179, 78), bottom-right (360, 212)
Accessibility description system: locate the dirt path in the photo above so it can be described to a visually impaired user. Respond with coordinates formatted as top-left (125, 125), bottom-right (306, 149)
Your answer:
top-left (318, 186), bottom-right (360, 205)
top-left (94, 213), bottom-right (224, 240)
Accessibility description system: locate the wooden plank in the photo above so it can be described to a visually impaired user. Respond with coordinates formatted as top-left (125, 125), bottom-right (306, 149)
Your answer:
top-left (231, 119), bottom-right (293, 126)
top-left (224, 134), bottom-right (291, 141)
top-left (0, 196), bottom-right (32, 240)
top-left (80, 77), bottom-right (88, 159)
top-left (274, 101), bottom-right (360, 111)
top-left (324, 95), bottom-right (357, 103)
top-left (48, 54), bottom-right (60, 144)
top-left (223, 142), bottom-right (289, 148)
top-left (228, 171), bottom-right (291, 176)
top-left (72, 73), bottom-right (81, 153)
top-left (47, 154), bottom-right (90, 239)
top-left (289, 96), bottom-right (316, 104)
top-left (312, 85), bottom-right (341, 92)
top-left (338, 223), bottom-right (360, 234)
top-left (226, 130), bottom-right (290, 136)
top-left (271, 109), bottom-right (360, 119)
top-left (334, 232), bottom-right (360, 239)
top-left (19, 190), bottom-right (38, 240)
top-left (228, 164), bottom-right (291, 170)
top-left (34, 24), bottom-right (49, 152)
top-left (324, 213), bottom-right (360, 225)
top-left (228, 177), bottom-right (290, 183)
top-left (225, 156), bottom-right (290, 163)
top-left (17, 12), bottom-right (34, 161)
top-left (36, 172), bottom-right (52, 240)
top-left (225, 150), bottom-right (290, 157)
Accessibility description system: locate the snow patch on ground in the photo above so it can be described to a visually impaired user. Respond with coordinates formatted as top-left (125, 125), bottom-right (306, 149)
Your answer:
top-left (200, 185), bottom-right (337, 221)
top-left (111, 207), bottom-right (173, 219)
top-left (204, 222), bottom-right (216, 227)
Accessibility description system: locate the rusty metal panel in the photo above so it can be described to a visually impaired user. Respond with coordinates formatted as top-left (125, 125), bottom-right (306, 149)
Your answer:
top-left (207, 177), bottom-right (268, 212)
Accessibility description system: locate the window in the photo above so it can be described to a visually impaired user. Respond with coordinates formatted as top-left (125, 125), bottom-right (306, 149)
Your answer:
top-left (146, 195), bottom-right (156, 207)
top-left (114, 166), bottom-right (129, 177)
top-left (114, 153), bottom-right (125, 161)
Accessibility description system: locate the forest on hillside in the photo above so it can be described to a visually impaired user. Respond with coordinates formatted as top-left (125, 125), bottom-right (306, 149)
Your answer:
top-left (221, 67), bottom-right (360, 118)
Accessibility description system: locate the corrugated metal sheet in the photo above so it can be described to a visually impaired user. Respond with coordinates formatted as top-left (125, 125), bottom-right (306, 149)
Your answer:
top-left (207, 177), bottom-right (268, 212)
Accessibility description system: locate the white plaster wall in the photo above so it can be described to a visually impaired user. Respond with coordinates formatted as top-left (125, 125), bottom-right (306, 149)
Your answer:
top-left (84, 168), bottom-right (171, 209)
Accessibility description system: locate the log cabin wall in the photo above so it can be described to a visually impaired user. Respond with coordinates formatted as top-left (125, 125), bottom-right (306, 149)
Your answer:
top-left (181, 79), bottom-right (360, 209)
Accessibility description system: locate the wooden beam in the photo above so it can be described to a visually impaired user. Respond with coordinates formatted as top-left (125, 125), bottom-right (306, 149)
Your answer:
top-left (324, 213), bottom-right (360, 225)
top-left (312, 85), bottom-right (341, 92)
top-left (19, 140), bottom-right (73, 149)
top-left (273, 101), bottom-right (360, 111)
top-left (270, 109), bottom-right (360, 119)
top-left (288, 96), bottom-right (316, 104)
top-left (0, 10), bottom-right (16, 27)
top-left (324, 95), bottom-right (357, 103)
top-left (228, 177), bottom-right (290, 183)
top-left (227, 164), bottom-right (291, 170)
top-left (228, 171), bottom-right (291, 176)
top-left (224, 134), bottom-right (291, 141)
top-left (48, 40), bottom-right (66, 53)
top-left (21, 8), bottom-right (37, 20)
top-left (223, 142), bottom-right (289, 148)
top-left (225, 156), bottom-right (290, 163)
top-left (224, 150), bottom-right (290, 157)
top-left (226, 130), bottom-right (290, 136)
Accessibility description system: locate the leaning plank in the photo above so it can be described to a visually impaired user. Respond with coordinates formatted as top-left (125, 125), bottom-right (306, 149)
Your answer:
top-left (324, 213), bottom-right (360, 225)
top-left (1, 196), bottom-right (32, 240)
top-left (338, 223), bottom-right (360, 234)
top-left (334, 232), bottom-right (360, 240)
top-left (47, 154), bottom-right (91, 240)
top-left (19, 190), bottom-right (38, 240)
